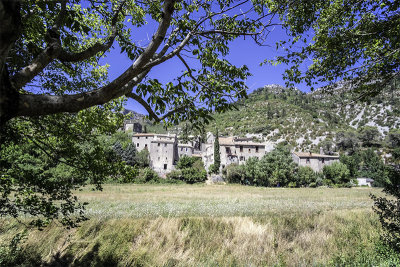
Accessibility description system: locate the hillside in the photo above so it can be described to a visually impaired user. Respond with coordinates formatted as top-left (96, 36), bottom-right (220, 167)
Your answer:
top-left (201, 83), bottom-right (400, 152)
top-left (127, 82), bottom-right (400, 153)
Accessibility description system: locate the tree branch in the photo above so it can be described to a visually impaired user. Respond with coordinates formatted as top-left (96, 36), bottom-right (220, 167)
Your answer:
top-left (15, 0), bottom-right (176, 118)
top-left (10, 0), bottom-right (126, 90)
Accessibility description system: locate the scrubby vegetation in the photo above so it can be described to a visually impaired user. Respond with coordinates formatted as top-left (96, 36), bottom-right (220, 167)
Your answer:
top-left (223, 145), bottom-right (391, 188)
top-left (167, 156), bottom-right (207, 184)
top-left (372, 165), bottom-right (400, 252)
top-left (223, 146), bottom-right (349, 188)
top-left (192, 83), bottom-right (400, 155)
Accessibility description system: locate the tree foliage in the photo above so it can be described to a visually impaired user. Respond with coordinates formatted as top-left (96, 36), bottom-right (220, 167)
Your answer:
top-left (1, 0), bottom-right (277, 125)
top-left (0, 103), bottom-right (125, 228)
top-left (212, 129), bottom-right (221, 174)
top-left (372, 165), bottom-right (400, 252)
top-left (323, 162), bottom-right (351, 186)
top-left (167, 156), bottom-right (206, 184)
top-left (269, 0), bottom-right (400, 97)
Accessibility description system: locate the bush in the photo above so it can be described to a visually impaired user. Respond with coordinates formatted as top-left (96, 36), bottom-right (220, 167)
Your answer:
top-left (167, 168), bottom-right (207, 184)
top-left (168, 156), bottom-right (207, 184)
top-left (135, 149), bottom-right (150, 168)
top-left (177, 155), bottom-right (198, 169)
top-left (323, 162), bottom-right (351, 186)
top-left (136, 167), bottom-right (159, 183)
top-left (297, 166), bottom-right (317, 187)
top-left (224, 164), bottom-right (246, 184)
top-left (372, 165), bottom-right (400, 252)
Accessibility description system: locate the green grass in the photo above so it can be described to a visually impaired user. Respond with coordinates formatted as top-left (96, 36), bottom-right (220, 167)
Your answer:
top-left (1, 185), bottom-right (399, 266)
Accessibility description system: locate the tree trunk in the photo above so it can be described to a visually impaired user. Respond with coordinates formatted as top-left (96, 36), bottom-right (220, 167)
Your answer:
top-left (0, 0), bottom-right (21, 125)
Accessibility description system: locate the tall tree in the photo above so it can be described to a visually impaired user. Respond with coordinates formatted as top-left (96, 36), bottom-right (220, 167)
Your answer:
top-left (0, 0), bottom-right (279, 226)
top-left (213, 129), bottom-right (221, 173)
top-left (0, 0), bottom-right (277, 125)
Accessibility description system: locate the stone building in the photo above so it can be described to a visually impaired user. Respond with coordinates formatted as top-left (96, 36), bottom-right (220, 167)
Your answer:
top-left (178, 143), bottom-right (194, 158)
top-left (292, 151), bottom-right (339, 172)
top-left (219, 137), bottom-right (266, 169)
top-left (124, 120), bottom-right (142, 133)
top-left (133, 133), bottom-right (178, 173)
top-left (201, 136), bottom-right (267, 171)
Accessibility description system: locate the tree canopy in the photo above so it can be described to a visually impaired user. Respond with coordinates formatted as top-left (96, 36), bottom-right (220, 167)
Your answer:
top-left (0, 0), bottom-right (279, 227)
top-left (0, 0), bottom-right (278, 125)
top-left (268, 0), bottom-right (400, 97)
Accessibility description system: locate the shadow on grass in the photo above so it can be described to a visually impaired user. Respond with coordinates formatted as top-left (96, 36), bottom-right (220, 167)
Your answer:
top-left (1, 242), bottom-right (120, 267)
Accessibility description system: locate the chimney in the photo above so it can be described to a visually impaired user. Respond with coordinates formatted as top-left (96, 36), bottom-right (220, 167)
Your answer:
top-left (320, 147), bottom-right (324, 155)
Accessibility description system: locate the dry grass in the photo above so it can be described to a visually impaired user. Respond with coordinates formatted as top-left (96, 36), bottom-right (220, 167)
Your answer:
top-left (1, 184), bottom-right (397, 266)
top-left (78, 184), bottom-right (382, 218)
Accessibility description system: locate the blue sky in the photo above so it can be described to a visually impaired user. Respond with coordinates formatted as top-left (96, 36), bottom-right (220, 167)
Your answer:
top-left (101, 19), bottom-right (312, 114)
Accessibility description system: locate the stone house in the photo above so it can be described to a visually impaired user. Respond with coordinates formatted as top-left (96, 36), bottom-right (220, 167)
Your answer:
top-left (219, 137), bottom-right (266, 169)
top-left (201, 136), bottom-right (267, 171)
top-left (123, 120), bottom-right (142, 133)
top-left (133, 133), bottom-right (178, 173)
top-left (178, 143), bottom-right (194, 158)
top-left (292, 151), bottom-right (339, 172)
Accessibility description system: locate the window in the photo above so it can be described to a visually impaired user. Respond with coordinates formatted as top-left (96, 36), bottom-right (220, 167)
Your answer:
top-left (145, 136), bottom-right (148, 139)
top-left (248, 148), bottom-right (251, 153)
top-left (240, 146), bottom-right (243, 152)
top-left (145, 144), bottom-right (148, 149)
top-left (137, 137), bottom-right (140, 139)
top-left (181, 147), bottom-right (183, 151)
top-left (306, 158), bottom-right (310, 164)
top-left (158, 143), bottom-right (160, 146)
top-left (256, 146), bottom-right (259, 153)
top-left (321, 158), bottom-right (325, 164)
top-left (137, 143), bottom-right (139, 147)
top-left (226, 147), bottom-right (230, 154)
top-left (240, 156), bottom-right (245, 161)
top-left (185, 148), bottom-right (188, 152)
top-left (164, 143), bottom-right (167, 147)
top-left (164, 164), bottom-right (167, 170)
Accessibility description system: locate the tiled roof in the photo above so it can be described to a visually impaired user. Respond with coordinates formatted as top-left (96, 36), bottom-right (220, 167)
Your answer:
top-left (133, 133), bottom-right (176, 137)
top-left (218, 137), bottom-right (265, 147)
top-left (293, 152), bottom-right (339, 158)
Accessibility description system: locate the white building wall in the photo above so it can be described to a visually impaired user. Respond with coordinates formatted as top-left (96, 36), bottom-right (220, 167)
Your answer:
top-left (150, 141), bottom-right (176, 173)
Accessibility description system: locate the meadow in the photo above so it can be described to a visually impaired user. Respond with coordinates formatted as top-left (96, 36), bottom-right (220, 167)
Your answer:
top-left (1, 184), bottom-right (399, 266)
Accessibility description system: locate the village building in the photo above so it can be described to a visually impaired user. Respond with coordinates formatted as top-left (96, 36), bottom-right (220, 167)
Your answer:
top-left (123, 119), bottom-right (142, 133)
top-left (219, 137), bottom-right (267, 169)
top-left (178, 143), bottom-right (194, 157)
top-left (201, 135), bottom-right (267, 171)
top-left (292, 151), bottom-right (339, 172)
top-left (133, 133), bottom-right (178, 173)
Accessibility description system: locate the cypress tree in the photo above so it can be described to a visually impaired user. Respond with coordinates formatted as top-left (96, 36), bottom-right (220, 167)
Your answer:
top-left (214, 129), bottom-right (221, 173)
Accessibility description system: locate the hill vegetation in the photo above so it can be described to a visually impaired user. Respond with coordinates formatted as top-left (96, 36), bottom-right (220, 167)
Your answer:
top-left (197, 83), bottom-right (400, 155)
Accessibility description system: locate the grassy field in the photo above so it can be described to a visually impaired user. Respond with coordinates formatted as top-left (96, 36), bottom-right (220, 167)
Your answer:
top-left (1, 184), bottom-right (399, 266)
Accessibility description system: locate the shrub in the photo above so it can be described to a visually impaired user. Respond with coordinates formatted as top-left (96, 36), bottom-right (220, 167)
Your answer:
top-left (167, 168), bottom-right (207, 184)
top-left (136, 167), bottom-right (159, 183)
top-left (372, 165), bottom-right (400, 252)
top-left (177, 155), bottom-right (198, 169)
top-left (224, 164), bottom-right (246, 184)
top-left (135, 149), bottom-right (150, 168)
top-left (297, 166), bottom-right (317, 187)
top-left (323, 162), bottom-right (351, 186)
top-left (168, 156), bottom-right (207, 184)
top-left (121, 165), bottom-right (139, 183)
